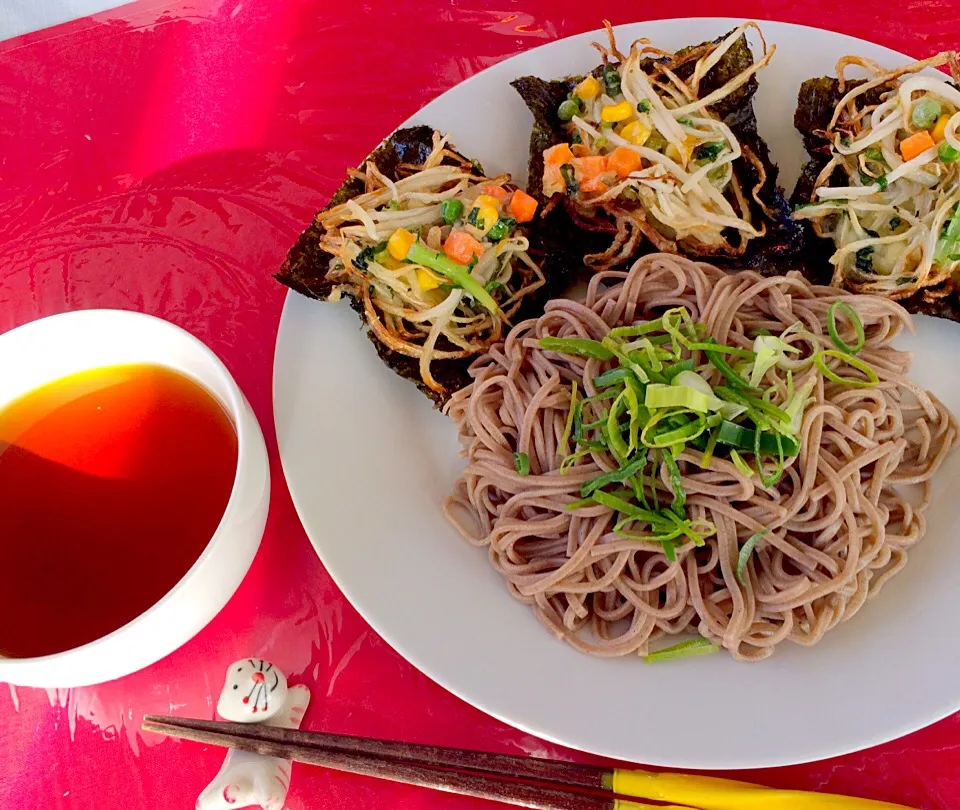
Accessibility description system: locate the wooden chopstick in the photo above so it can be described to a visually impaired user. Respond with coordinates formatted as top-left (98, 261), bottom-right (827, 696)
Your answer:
top-left (141, 716), bottom-right (688, 810)
top-left (142, 715), bottom-right (918, 810)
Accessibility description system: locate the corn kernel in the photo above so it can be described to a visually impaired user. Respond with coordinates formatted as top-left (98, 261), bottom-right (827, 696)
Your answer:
top-left (474, 194), bottom-right (502, 211)
top-left (600, 101), bottom-right (634, 123)
top-left (574, 75), bottom-right (601, 101)
top-left (618, 120), bottom-right (651, 146)
top-left (416, 268), bottom-right (440, 291)
top-left (933, 114), bottom-right (951, 143)
top-left (665, 136), bottom-right (697, 166)
top-left (387, 228), bottom-right (416, 260)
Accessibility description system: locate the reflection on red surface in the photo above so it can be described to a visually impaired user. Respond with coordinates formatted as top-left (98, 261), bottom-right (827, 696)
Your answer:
top-left (2, 2), bottom-right (960, 809)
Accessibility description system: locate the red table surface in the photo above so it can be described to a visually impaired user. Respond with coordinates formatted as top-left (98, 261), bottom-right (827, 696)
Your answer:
top-left (2, 1), bottom-right (960, 808)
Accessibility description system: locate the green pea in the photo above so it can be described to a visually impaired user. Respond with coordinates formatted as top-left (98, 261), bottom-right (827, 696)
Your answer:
top-left (912, 98), bottom-right (942, 130)
top-left (557, 99), bottom-right (581, 121)
top-left (440, 199), bottom-right (464, 225)
top-left (939, 141), bottom-right (960, 163)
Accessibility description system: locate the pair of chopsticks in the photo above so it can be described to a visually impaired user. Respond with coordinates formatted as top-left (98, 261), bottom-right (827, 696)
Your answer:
top-left (142, 715), bottom-right (917, 810)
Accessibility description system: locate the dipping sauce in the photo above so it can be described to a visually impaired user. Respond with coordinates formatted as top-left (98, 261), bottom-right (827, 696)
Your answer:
top-left (0, 364), bottom-right (238, 658)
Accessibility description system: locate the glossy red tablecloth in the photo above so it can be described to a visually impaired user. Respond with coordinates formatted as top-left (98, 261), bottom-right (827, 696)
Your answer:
top-left (3, 2), bottom-right (960, 807)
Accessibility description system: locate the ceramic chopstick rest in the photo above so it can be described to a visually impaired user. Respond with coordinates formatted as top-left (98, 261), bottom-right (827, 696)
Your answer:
top-left (196, 659), bottom-right (310, 810)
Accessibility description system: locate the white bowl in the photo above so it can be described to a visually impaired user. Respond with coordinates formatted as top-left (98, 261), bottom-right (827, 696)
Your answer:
top-left (0, 309), bottom-right (270, 688)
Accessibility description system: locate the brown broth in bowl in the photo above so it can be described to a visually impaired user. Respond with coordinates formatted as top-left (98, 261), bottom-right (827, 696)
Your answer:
top-left (0, 364), bottom-right (238, 658)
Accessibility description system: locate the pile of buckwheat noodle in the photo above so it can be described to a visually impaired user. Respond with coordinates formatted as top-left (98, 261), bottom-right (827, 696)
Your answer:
top-left (443, 253), bottom-right (957, 660)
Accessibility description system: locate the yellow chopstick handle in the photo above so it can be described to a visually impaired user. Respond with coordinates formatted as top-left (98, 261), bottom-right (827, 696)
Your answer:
top-left (611, 769), bottom-right (918, 810)
top-left (612, 802), bottom-right (696, 810)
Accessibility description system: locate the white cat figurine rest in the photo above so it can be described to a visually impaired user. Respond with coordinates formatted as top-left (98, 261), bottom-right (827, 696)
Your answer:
top-left (196, 659), bottom-right (311, 810)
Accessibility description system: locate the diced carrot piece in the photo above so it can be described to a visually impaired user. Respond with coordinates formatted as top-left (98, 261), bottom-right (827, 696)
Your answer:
top-left (571, 144), bottom-right (591, 157)
top-left (443, 231), bottom-right (486, 264)
top-left (607, 146), bottom-right (643, 178)
top-left (900, 130), bottom-right (936, 162)
top-left (483, 184), bottom-right (510, 201)
top-left (575, 155), bottom-right (608, 181)
top-left (544, 143), bottom-right (575, 165)
top-left (580, 177), bottom-right (609, 194)
top-left (509, 189), bottom-right (539, 222)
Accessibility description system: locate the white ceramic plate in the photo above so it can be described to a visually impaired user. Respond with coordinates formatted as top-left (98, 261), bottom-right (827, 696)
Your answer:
top-left (273, 19), bottom-right (960, 769)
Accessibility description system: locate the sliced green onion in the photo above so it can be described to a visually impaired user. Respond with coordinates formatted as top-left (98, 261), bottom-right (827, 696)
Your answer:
top-left (814, 349), bottom-right (879, 388)
top-left (593, 368), bottom-right (633, 388)
top-left (730, 449), bottom-right (754, 478)
top-left (559, 447), bottom-right (592, 474)
top-left (557, 382), bottom-right (579, 459)
top-left (736, 530), bottom-right (768, 586)
top-left (644, 383), bottom-right (719, 413)
top-left (661, 451), bottom-right (685, 515)
top-left (705, 347), bottom-right (759, 391)
top-left (644, 638), bottom-right (719, 663)
top-left (609, 318), bottom-right (666, 339)
top-left (560, 163), bottom-right (578, 194)
top-left (605, 390), bottom-right (630, 460)
top-left (715, 420), bottom-right (800, 456)
top-left (754, 427), bottom-right (785, 487)
top-left (601, 337), bottom-right (650, 383)
top-left (700, 427), bottom-right (719, 468)
top-left (580, 454), bottom-right (650, 498)
top-left (538, 336), bottom-right (614, 361)
top-left (592, 491), bottom-right (675, 527)
top-left (513, 452), bottom-right (530, 475)
top-left (827, 301), bottom-right (865, 355)
top-left (643, 412), bottom-right (708, 449)
top-left (663, 359), bottom-right (695, 380)
top-left (714, 387), bottom-right (791, 429)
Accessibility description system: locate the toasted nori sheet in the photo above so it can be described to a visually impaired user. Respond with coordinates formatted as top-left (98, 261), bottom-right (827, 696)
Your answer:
top-left (275, 125), bottom-right (576, 407)
top-left (512, 30), bottom-right (805, 276)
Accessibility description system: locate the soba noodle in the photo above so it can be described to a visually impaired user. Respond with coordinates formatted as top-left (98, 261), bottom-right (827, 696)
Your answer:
top-left (443, 253), bottom-right (957, 661)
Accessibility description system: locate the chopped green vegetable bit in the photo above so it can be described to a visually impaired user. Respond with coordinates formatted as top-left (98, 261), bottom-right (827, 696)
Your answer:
top-left (352, 241), bottom-right (387, 271)
top-left (513, 452), bottom-right (530, 476)
top-left (636, 99), bottom-right (651, 112)
top-left (855, 246), bottom-right (874, 273)
top-left (440, 198), bottom-right (464, 225)
top-left (939, 142), bottom-right (960, 163)
top-left (644, 638), bottom-right (719, 662)
top-left (559, 163), bottom-right (578, 194)
top-left (487, 216), bottom-right (517, 241)
top-left (693, 142), bottom-right (725, 162)
top-left (539, 336), bottom-right (614, 361)
top-left (736, 530), bottom-right (767, 585)
top-left (602, 64), bottom-right (621, 97)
